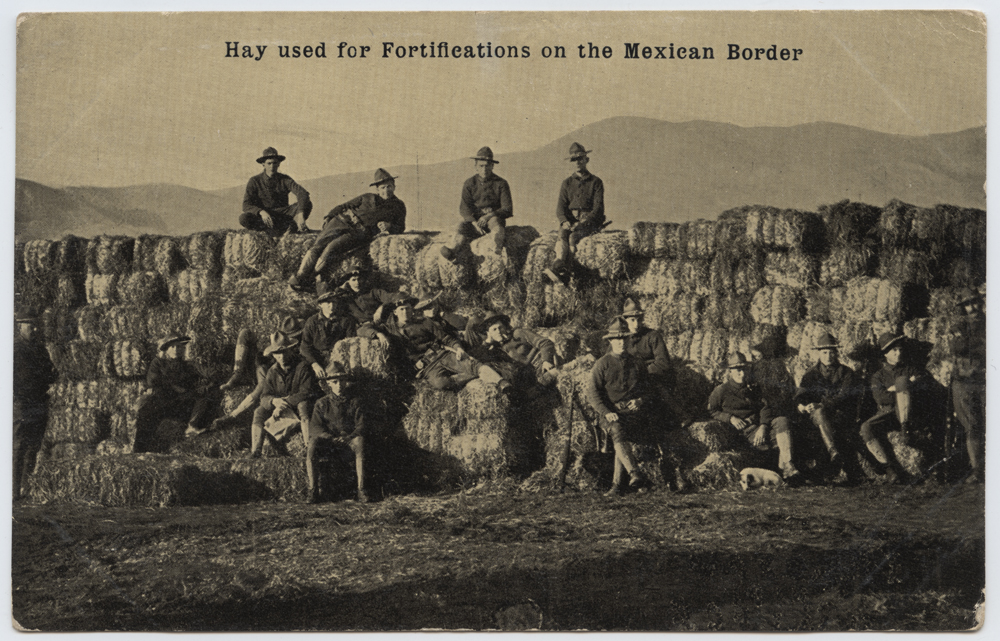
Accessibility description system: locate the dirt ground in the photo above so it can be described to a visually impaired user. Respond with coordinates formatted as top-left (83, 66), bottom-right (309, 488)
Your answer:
top-left (12, 481), bottom-right (983, 632)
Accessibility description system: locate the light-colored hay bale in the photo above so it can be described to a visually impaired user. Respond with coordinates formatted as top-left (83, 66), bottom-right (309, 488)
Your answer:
top-left (819, 246), bottom-right (874, 287)
top-left (632, 259), bottom-right (711, 297)
top-left (679, 220), bottom-right (718, 259)
top-left (95, 440), bottom-right (130, 456)
top-left (55, 274), bottom-right (86, 308)
top-left (750, 286), bottom-right (803, 327)
top-left (415, 241), bottom-right (475, 290)
top-left (368, 232), bottom-right (436, 280)
top-left (629, 221), bottom-right (684, 258)
top-left (470, 238), bottom-right (513, 288)
top-left (169, 269), bottom-right (219, 304)
top-left (184, 232), bottom-right (225, 274)
top-left (843, 277), bottom-right (903, 325)
top-left (328, 337), bottom-right (392, 379)
top-left (686, 328), bottom-right (729, 380)
top-left (223, 231), bottom-right (272, 272)
top-left (687, 451), bottom-right (750, 489)
top-left (574, 231), bottom-right (630, 280)
top-left (764, 251), bottom-right (818, 289)
top-left (117, 271), bottom-right (169, 307)
top-left (135, 235), bottom-right (186, 276)
top-left (84, 272), bottom-right (119, 306)
top-left (45, 407), bottom-right (109, 444)
top-left (687, 420), bottom-right (742, 453)
top-left (744, 207), bottom-right (821, 251)
top-left (23, 239), bottom-right (59, 274)
top-left (886, 431), bottom-right (926, 477)
top-left (105, 340), bottom-right (150, 378)
top-left (522, 233), bottom-right (559, 282)
top-left (85, 235), bottom-right (135, 274)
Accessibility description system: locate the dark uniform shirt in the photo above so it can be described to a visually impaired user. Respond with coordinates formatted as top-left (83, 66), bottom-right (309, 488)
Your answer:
top-left (358, 318), bottom-right (459, 363)
top-left (627, 327), bottom-right (674, 384)
top-left (325, 193), bottom-right (407, 235)
top-left (460, 174), bottom-right (513, 222)
top-left (258, 357), bottom-right (319, 412)
top-left (13, 339), bottom-right (56, 404)
top-left (556, 171), bottom-right (605, 224)
top-left (242, 172), bottom-right (313, 217)
top-left (311, 392), bottom-right (369, 439)
top-left (586, 351), bottom-right (648, 417)
top-left (869, 362), bottom-right (922, 409)
top-left (300, 311), bottom-right (357, 367)
top-left (338, 285), bottom-right (399, 326)
top-left (145, 357), bottom-right (205, 394)
top-left (794, 362), bottom-right (859, 414)
top-left (471, 329), bottom-right (555, 369)
top-left (708, 380), bottom-right (776, 427)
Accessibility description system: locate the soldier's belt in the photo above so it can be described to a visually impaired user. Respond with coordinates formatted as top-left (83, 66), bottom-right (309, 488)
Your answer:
top-left (414, 347), bottom-right (451, 379)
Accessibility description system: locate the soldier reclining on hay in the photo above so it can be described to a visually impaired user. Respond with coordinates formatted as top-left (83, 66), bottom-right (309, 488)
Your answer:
top-left (336, 268), bottom-right (401, 328)
top-left (248, 332), bottom-right (320, 458)
top-left (299, 285), bottom-right (357, 380)
top-left (359, 297), bottom-right (505, 392)
top-left (240, 147), bottom-right (313, 236)
top-left (708, 353), bottom-right (802, 485)
top-left (133, 335), bottom-right (221, 453)
top-left (467, 313), bottom-right (558, 391)
top-left (288, 169), bottom-right (406, 291)
top-left (307, 362), bottom-right (373, 504)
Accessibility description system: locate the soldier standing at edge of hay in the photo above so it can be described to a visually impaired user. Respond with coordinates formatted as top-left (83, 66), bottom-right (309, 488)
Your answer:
top-left (13, 315), bottom-right (56, 501)
top-left (240, 147), bottom-right (313, 236)
top-left (307, 362), bottom-right (373, 504)
top-left (708, 353), bottom-right (803, 486)
top-left (794, 332), bottom-right (866, 485)
top-left (547, 142), bottom-right (606, 284)
top-left (620, 299), bottom-right (688, 492)
top-left (288, 169), bottom-right (407, 292)
top-left (249, 332), bottom-right (320, 458)
top-left (337, 268), bottom-right (401, 328)
top-left (951, 290), bottom-right (986, 483)
top-left (440, 146), bottom-right (512, 263)
top-left (586, 317), bottom-right (655, 497)
top-left (300, 285), bottom-right (357, 379)
top-left (134, 335), bottom-right (220, 452)
top-left (467, 313), bottom-right (559, 391)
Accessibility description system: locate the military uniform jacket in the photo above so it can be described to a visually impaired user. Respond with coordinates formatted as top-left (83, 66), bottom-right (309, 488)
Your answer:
top-left (300, 311), bottom-right (356, 366)
top-left (953, 313), bottom-right (986, 383)
top-left (471, 329), bottom-right (555, 368)
top-left (460, 174), bottom-right (513, 222)
top-left (325, 193), bottom-right (406, 235)
top-left (258, 357), bottom-right (319, 412)
top-left (627, 327), bottom-right (674, 385)
top-left (869, 362), bottom-right (924, 410)
top-left (708, 380), bottom-right (776, 427)
top-left (794, 362), bottom-right (859, 414)
top-left (311, 392), bottom-right (369, 440)
top-left (338, 285), bottom-right (399, 325)
top-left (556, 171), bottom-right (604, 224)
top-left (242, 171), bottom-right (313, 217)
top-left (145, 357), bottom-right (206, 395)
top-left (13, 339), bottom-right (56, 404)
top-left (359, 318), bottom-right (459, 363)
top-left (586, 351), bottom-right (649, 417)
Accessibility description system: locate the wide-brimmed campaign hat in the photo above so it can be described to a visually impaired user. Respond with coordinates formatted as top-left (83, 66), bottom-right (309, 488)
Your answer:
top-left (471, 146), bottom-right (499, 164)
top-left (414, 291), bottom-right (442, 312)
top-left (157, 334), bottom-right (191, 352)
top-left (603, 317), bottom-right (631, 340)
top-left (278, 315), bottom-right (304, 338)
top-left (566, 142), bottom-right (593, 161)
top-left (813, 332), bottom-right (840, 350)
top-left (477, 313), bottom-right (511, 334)
top-left (621, 298), bottom-right (644, 318)
top-left (370, 168), bottom-right (398, 187)
top-left (317, 287), bottom-right (346, 304)
top-left (727, 352), bottom-right (751, 369)
top-left (878, 332), bottom-right (905, 354)
top-left (263, 331), bottom-right (300, 356)
top-left (392, 296), bottom-right (419, 309)
top-left (322, 361), bottom-right (353, 381)
top-left (256, 147), bottom-right (286, 164)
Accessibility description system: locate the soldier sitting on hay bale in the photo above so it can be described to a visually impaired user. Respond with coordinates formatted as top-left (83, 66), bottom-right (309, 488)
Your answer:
top-left (708, 353), bottom-right (803, 486)
top-left (288, 168), bottom-right (406, 292)
top-left (794, 332), bottom-right (866, 485)
top-left (547, 142), bottom-right (607, 284)
top-left (467, 313), bottom-right (558, 391)
top-left (248, 332), bottom-right (320, 458)
top-left (240, 147), bottom-right (313, 236)
top-left (950, 289), bottom-right (986, 484)
top-left (859, 332), bottom-right (940, 484)
top-left (440, 146), bottom-right (512, 263)
top-left (337, 268), bottom-right (401, 327)
top-left (585, 318), bottom-right (656, 497)
top-left (300, 285), bottom-right (357, 380)
top-left (359, 297), bottom-right (506, 392)
top-left (133, 335), bottom-right (222, 452)
top-left (14, 314), bottom-right (56, 501)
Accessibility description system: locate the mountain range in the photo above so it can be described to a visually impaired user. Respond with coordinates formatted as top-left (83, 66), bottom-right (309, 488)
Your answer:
top-left (15, 117), bottom-right (986, 242)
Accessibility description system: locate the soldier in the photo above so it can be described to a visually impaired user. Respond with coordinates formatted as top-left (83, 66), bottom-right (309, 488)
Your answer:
top-left (337, 269), bottom-right (400, 327)
top-left (950, 290), bottom-right (986, 483)
top-left (415, 292), bottom-right (469, 340)
top-left (13, 315), bottom-right (56, 500)
top-left (240, 147), bottom-right (313, 236)
top-left (708, 353), bottom-right (802, 484)
top-left (300, 286), bottom-right (357, 379)
top-left (440, 146), bottom-right (512, 263)
top-left (468, 313), bottom-right (558, 388)
top-left (585, 318), bottom-right (654, 497)
top-left (288, 169), bottom-right (406, 291)
top-left (794, 332), bottom-right (864, 484)
top-left (134, 335), bottom-right (220, 452)
top-left (307, 362), bottom-right (373, 504)
top-left (548, 142), bottom-right (606, 282)
top-left (249, 332), bottom-right (320, 458)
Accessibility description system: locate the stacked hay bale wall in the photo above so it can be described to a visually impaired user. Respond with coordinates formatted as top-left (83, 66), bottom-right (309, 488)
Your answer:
top-left (15, 198), bottom-right (986, 499)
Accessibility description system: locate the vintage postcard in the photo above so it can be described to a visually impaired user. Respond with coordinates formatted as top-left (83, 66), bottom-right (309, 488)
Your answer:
top-left (12, 10), bottom-right (986, 632)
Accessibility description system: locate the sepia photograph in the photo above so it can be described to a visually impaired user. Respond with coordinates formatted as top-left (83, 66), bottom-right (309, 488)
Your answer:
top-left (12, 9), bottom-right (987, 632)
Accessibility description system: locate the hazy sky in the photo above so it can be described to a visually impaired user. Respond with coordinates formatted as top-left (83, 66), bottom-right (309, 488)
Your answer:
top-left (16, 11), bottom-right (986, 190)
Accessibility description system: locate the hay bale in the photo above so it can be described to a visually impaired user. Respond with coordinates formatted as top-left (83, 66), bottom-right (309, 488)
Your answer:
top-left (223, 231), bottom-right (272, 272)
top-left (633, 259), bottom-right (711, 297)
top-left (52, 340), bottom-right (112, 380)
top-left (629, 221), bottom-right (686, 259)
top-left (877, 199), bottom-right (917, 248)
top-left (804, 287), bottom-right (846, 324)
top-left (134, 235), bottom-right (186, 276)
top-left (750, 286), bottom-right (803, 327)
top-left (415, 241), bottom-right (475, 291)
top-left (844, 277), bottom-right (903, 325)
top-left (53, 274), bottom-right (86, 308)
top-left (85, 236), bottom-right (134, 274)
top-left (687, 451), bottom-right (752, 489)
top-left (14, 271), bottom-right (57, 318)
top-left (886, 431), bottom-right (926, 477)
top-left (265, 232), bottom-right (316, 281)
top-left (23, 239), bottom-right (59, 274)
top-left (45, 407), bottom-right (110, 444)
top-left (185, 232), bottom-right (225, 274)
top-left (687, 420), bottom-right (742, 453)
top-left (708, 249), bottom-right (765, 295)
top-left (117, 271), bottom-right (169, 307)
top-left (947, 252), bottom-right (986, 289)
top-left (820, 246), bottom-right (875, 287)
top-left (169, 269), bottom-right (220, 304)
top-left (686, 328), bottom-right (729, 381)
top-left (818, 200), bottom-right (881, 247)
top-left (105, 340), bottom-right (151, 379)
top-left (14, 242), bottom-right (26, 276)
top-left (878, 249), bottom-right (938, 287)
top-left (644, 291), bottom-right (706, 333)
top-left (533, 327), bottom-right (582, 364)
top-left (744, 207), bottom-right (823, 252)
top-left (169, 420), bottom-right (249, 459)
top-left (522, 233), bottom-right (559, 282)
top-left (948, 207), bottom-right (987, 252)
top-left (84, 272), bottom-right (119, 306)
top-left (926, 288), bottom-right (967, 317)
top-left (704, 293), bottom-right (754, 333)
top-left (764, 251), bottom-right (818, 289)
top-left (368, 232), bottom-right (436, 280)
top-left (40, 307), bottom-right (78, 344)
top-left (574, 231), bottom-right (631, 280)
top-left (45, 442), bottom-right (97, 461)
top-left (328, 337), bottom-right (392, 379)
top-left (679, 220), bottom-right (718, 259)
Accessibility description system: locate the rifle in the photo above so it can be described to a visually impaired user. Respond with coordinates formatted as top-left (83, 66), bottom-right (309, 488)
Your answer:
top-left (557, 379), bottom-right (577, 489)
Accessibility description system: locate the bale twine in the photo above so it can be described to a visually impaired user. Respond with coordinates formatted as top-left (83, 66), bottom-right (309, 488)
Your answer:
top-left (415, 241), bottom-right (474, 291)
top-left (74, 306), bottom-right (109, 342)
top-left (118, 271), bottom-right (169, 307)
top-left (764, 251), bottom-right (819, 289)
top-left (328, 337), bottom-right (392, 379)
top-left (84, 273), bottom-right (119, 306)
top-left (45, 407), bottom-right (109, 444)
top-left (878, 249), bottom-right (938, 287)
top-left (818, 200), bottom-right (881, 247)
top-left (105, 340), bottom-right (150, 379)
top-left (185, 232), bottom-right (225, 275)
top-left (135, 235), bottom-right (186, 276)
top-left (574, 231), bottom-right (631, 280)
top-left (223, 231), bottom-right (273, 273)
top-left (368, 232), bottom-right (436, 280)
top-left (819, 245), bottom-right (875, 287)
top-left (169, 269), bottom-right (219, 304)
top-left (629, 221), bottom-right (684, 259)
top-left (85, 235), bottom-right (135, 275)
